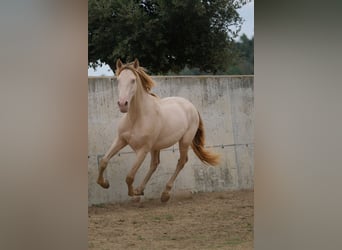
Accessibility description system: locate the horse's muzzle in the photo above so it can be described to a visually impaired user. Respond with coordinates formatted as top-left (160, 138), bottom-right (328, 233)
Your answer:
top-left (118, 100), bottom-right (128, 113)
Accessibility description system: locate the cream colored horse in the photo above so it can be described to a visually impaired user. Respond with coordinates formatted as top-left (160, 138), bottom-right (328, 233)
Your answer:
top-left (97, 59), bottom-right (220, 202)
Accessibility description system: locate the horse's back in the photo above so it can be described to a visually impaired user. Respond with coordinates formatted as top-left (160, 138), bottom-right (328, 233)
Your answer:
top-left (160, 96), bottom-right (198, 119)
top-left (160, 96), bottom-right (196, 112)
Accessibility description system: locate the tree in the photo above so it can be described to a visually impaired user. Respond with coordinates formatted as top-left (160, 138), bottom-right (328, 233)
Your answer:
top-left (89, 0), bottom-right (249, 74)
top-left (226, 33), bottom-right (254, 75)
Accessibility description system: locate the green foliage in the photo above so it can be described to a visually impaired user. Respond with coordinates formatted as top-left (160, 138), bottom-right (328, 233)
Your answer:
top-left (226, 34), bottom-right (254, 75)
top-left (176, 34), bottom-right (254, 75)
top-left (89, 0), bottom-right (249, 74)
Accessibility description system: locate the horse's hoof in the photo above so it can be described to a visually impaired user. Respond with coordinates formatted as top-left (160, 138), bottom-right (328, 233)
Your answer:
top-left (97, 179), bottom-right (110, 189)
top-left (134, 188), bottom-right (144, 196)
top-left (161, 192), bottom-right (170, 202)
top-left (102, 180), bottom-right (110, 189)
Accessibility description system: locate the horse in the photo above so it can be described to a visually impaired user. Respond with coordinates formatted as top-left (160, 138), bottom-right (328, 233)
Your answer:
top-left (97, 59), bottom-right (220, 202)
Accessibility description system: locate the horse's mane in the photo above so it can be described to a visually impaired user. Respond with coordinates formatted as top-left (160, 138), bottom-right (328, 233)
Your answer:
top-left (116, 62), bottom-right (158, 97)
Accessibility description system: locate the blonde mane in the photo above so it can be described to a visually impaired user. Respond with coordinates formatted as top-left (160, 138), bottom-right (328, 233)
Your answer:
top-left (116, 62), bottom-right (157, 96)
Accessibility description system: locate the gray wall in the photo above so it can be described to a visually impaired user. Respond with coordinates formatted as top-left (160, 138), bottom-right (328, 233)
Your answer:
top-left (88, 76), bottom-right (254, 205)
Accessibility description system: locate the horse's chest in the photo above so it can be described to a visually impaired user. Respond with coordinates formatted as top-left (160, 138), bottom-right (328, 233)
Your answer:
top-left (122, 127), bottom-right (155, 150)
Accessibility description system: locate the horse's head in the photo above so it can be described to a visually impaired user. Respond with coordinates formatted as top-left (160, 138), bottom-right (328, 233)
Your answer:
top-left (115, 58), bottom-right (140, 113)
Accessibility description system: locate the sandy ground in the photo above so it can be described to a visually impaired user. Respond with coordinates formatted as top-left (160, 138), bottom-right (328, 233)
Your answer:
top-left (88, 190), bottom-right (253, 250)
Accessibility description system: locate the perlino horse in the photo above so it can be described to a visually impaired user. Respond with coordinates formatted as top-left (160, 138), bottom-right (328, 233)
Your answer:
top-left (97, 59), bottom-right (220, 202)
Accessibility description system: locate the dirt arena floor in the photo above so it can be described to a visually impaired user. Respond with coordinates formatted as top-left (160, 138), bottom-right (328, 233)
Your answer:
top-left (88, 190), bottom-right (253, 250)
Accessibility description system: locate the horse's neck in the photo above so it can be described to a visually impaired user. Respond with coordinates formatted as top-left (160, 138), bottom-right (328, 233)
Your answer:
top-left (128, 89), bottom-right (155, 122)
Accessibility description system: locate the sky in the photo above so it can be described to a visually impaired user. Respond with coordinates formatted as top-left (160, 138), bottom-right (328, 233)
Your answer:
top-left (88, 0), bottom-right (254, 76)
top-left (235, 0), bottom-right (254, 40)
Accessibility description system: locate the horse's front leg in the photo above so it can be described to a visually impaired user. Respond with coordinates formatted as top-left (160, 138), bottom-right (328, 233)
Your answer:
top-left (135, 150), bottom-right (160, 195)
top-left (97, 137), bottom-right (127, 188)
top-left (126, 150), bottom-right (148, 196)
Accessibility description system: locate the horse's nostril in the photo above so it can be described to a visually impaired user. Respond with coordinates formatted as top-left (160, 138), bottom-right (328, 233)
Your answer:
top-left (118, 100), bottom-right (128, 107)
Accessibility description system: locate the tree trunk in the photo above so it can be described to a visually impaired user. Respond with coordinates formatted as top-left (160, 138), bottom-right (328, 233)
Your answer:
top-left (107, 61), bottom-right (116, 76)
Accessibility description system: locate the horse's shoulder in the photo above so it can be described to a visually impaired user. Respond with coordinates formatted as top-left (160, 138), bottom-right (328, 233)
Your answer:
top-left (117, 115), bottom-right (131, 131)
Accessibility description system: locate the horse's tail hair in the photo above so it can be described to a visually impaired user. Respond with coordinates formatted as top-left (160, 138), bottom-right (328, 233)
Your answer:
top-left (191, 113), bottom-right (220, 166)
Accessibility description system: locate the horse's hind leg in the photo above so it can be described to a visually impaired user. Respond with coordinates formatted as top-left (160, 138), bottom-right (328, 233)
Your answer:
top-left (135, 150), bottom-right (160, 196)
top-left (97, 137), bottom-right (127, 188)
top-left (161, 143), bottom-right (189, 202)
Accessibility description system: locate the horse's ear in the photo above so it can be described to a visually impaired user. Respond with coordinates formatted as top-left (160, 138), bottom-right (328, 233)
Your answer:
top-left (116, 59), bottom-right (123, 70)
top-left (133, 58), bottom-right (139, 69)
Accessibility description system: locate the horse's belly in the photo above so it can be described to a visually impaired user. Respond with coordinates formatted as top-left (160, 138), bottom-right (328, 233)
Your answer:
top-left (152, 98), bottom-right (198, 149)
top-left (153, 127), bottom-right (186, 150)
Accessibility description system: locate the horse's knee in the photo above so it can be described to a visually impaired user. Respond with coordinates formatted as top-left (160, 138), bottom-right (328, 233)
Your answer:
top-left (97, 179), bottom-right (110, 189)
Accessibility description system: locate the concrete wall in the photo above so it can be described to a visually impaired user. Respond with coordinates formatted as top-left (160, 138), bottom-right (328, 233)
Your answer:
top-left (88, 76), bottom-right (254, 205)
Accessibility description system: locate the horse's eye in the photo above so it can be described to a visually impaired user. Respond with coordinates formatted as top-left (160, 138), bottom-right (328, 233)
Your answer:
top-left (131, 79), bottom-right (135, 84)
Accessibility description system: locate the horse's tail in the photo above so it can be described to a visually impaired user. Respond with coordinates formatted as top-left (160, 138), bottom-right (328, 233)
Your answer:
top-left (191, 113), bottom-right (220, 166)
